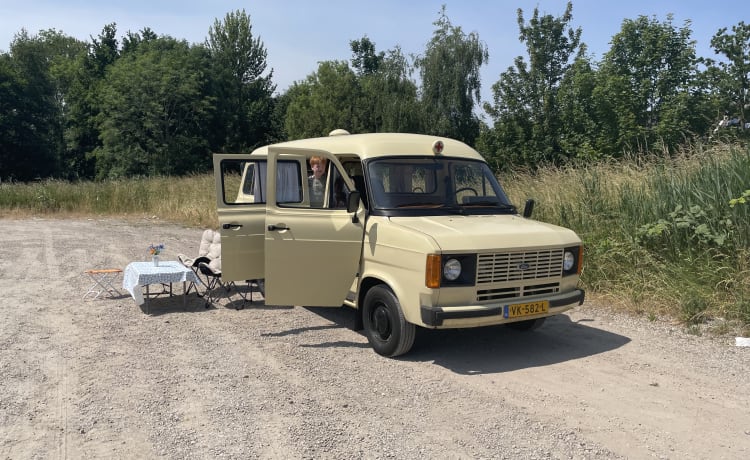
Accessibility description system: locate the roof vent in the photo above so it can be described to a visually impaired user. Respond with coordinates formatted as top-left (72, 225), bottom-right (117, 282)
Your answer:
top-left (329, 129), bottom-right (350, 136)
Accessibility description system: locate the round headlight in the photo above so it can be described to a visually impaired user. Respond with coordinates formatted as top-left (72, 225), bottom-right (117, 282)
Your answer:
top-left (563, 251), bottom-right (576, 271)
top-left (443, 258), bottom-right (462, 281)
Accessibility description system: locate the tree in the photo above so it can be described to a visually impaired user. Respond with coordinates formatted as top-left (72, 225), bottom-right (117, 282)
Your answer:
top-left (351, 38), bottom-right (422, 133)
top-left (708, 21), bottom-right (750, 127)
top-left (0, 30), bottom-right (65, 180)
top-left (89, 23), bottom-right (119, 77)
top-left (41, 30), bottom-right (94, 179)
top-left (595, 15), bottom-right (698, 154)
top-left (206, 9), bottom-right (276, 152)
top-left (350, 36), bottom-right (384, 76)
top-left (61, 24), bottom-right (123, 180)
top-left (121, 27), bottom-right (157, 55)
top-left (284, 61), bottom-right (361, 139)
top-left (283, 37), bottom-right (423, 140)
top-left (417, 5), bottom-right (488, 145)
top-left (480, 1), bottom-right (583, 166)
top-left (0, 54), bottom-right (30, 180)
top-left (556, 54), bottom-right (601, 160)
top-left (94, 37), bottom-right (213, 177)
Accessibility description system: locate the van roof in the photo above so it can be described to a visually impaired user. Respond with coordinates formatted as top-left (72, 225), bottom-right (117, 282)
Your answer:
top-left (250, 132), bottom-right (485, 161)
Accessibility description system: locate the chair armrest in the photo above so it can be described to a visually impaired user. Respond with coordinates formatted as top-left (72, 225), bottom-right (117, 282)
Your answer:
top-left (193, 256), bottom-right (211, 267)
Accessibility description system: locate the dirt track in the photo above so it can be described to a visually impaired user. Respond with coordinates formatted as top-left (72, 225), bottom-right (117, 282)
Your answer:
top-left (1, 217), bottom-right (748, 459)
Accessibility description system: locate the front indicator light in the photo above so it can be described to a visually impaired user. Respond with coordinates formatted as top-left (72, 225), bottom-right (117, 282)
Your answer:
top-left (426, 254), bottom-right (441, 288)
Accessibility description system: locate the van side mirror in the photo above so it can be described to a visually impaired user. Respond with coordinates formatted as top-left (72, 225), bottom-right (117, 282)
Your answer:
top-left (523, 199), bottom-right (535, 218)
top-left (347, 191), bottom-right (361, 223)
top-left (347, 190), bottom-right (361, 212)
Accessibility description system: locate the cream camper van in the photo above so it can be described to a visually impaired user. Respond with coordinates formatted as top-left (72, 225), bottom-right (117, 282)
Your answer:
top-left (214, 131), bottom-right (584, 357)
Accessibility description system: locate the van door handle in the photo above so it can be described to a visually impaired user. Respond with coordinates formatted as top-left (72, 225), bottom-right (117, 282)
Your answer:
top-left (268, 224), bottom-right (289, 231)
top-left (222, 223), bottom-right (243, 230)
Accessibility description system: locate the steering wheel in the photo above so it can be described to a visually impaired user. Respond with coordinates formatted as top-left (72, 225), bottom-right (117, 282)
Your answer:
top-left (455, 187), bottom-right (478, 196)
top-left (412, 187), bottom-right (424, 193)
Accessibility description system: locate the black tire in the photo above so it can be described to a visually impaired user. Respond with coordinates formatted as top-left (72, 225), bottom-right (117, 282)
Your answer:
top-left (362, 285), bottom-right (415, 357)
top-left (505, 317), bottom-right (546, 331)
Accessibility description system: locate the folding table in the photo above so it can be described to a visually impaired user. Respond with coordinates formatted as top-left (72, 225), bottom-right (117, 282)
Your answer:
top-left (83, 268), bottom-right (123, 300)
top-left (122, 261), bottom-right (200, 313)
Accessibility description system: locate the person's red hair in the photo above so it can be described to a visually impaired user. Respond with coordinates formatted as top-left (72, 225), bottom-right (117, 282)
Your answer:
top-left (310, 156), bottom-right (327, 167)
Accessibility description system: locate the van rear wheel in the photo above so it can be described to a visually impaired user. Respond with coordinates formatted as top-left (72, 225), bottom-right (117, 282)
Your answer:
top-left (362, 285), bottom-right (415, 357)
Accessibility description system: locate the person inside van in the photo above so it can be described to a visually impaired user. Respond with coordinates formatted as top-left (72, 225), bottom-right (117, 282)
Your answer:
top-left (309, 155), bottom-right (327, 207)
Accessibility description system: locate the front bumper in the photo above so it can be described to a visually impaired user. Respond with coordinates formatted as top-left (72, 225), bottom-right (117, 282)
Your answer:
top-left (420, 288), bottom-right (585, 327)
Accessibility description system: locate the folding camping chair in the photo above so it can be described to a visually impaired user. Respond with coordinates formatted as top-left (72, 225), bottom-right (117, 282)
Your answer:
top-left (198, 256), bottom-right (262, 310)
top-left (83, 268), bottom-right (123, 300)
top-left (177, 229), bottom-right (221, 296)
top-left (198, 258), bottom-right (236, 308)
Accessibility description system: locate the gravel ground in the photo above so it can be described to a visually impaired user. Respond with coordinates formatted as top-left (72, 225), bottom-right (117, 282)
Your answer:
top-left (1, 217), bottom-right (748, 459)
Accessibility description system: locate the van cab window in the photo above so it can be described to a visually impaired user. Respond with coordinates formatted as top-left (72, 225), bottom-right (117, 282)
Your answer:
top-left (367, 157), bottom-right (512, 213)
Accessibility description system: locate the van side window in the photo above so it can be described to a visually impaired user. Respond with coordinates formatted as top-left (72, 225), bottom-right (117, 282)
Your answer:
top-left (221, 159), bottom-right (302, 205)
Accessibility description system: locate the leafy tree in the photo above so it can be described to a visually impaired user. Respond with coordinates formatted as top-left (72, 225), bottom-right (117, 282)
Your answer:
top-left (62, 24), bottom-right (124, 180)
top-left (206, 9), bottom-right (276, 152)
top-left (284, 61), bottom-right (361, 139)
top-left (283, 39), bottom-right (422, 139)
top-left (481, 1), bottom-right (583, 166)
top-left (89, 23), bottom-right (119, 77)
top-left (351, 38), bottom-right (422, 133)
top-left (556, 54), bottom-right (601, 160)
top-left (121, 27), bottom-right (158, 55)
top-left (417, 5), bottom-right (488, 145)
top-left (0, 54), bottom-right (30, 180)
top-left (0, 30), bottom-right (64, 180)
top-left (94, 37), bottom-right (213, 177)
top-left (708, 21), bottom-right (750, 126)
top-left (595, 15), bottom-right (698, 154)
top-left (40, 30), bottom-right (94, 179)
top-left (350, 36), bottom-right (384, 76)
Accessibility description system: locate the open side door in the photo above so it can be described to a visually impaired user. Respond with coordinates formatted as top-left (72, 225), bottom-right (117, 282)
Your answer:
top-left (264, 147), bottom-right (365, 307)
top-left (213, 154), bottom-right (266, 282)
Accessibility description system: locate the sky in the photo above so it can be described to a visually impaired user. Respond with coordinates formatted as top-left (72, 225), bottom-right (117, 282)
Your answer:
top-left (1, 0), bottom-right (745, 105)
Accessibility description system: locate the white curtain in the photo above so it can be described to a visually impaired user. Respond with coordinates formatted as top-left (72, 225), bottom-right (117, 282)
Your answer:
top-left (254, 161), bottom-right (300, 204)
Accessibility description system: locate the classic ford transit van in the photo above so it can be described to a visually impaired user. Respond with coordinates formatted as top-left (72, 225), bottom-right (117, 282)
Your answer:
top-left (214, 130), bottom-right (584, 357)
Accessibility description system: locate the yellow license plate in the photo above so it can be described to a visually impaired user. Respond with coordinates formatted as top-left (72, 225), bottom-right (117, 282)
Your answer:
top-left (504, 300), bottom-right (549, 319)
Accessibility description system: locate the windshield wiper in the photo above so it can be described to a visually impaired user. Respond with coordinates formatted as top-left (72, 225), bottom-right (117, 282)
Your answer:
top-left (462, 199), bottom-right (501, 206)
top-left (459, 201), bottom-right (517, 214)
top-left (394, 202), bottom-right (445, 208)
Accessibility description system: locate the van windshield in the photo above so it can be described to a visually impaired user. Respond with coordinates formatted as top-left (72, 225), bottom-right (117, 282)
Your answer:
top-left (365, 157), bottom-right (515, 214)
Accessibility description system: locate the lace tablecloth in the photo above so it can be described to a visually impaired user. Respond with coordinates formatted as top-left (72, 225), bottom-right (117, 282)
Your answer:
top-left (123, 261), bottom-right (199, 306)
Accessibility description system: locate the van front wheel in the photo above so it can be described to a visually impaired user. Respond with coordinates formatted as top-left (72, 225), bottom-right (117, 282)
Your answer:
top-left (363, 285), bottom-right (415, 357)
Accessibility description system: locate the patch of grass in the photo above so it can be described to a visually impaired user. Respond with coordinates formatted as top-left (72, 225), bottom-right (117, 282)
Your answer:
top-left (0, 174), bottom-right (218, 228)
top-left (501, 141), bottom-right (750, 333)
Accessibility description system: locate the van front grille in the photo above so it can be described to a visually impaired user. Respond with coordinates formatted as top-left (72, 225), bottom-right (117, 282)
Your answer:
top-left (476, 249), bottom-right (564, 284)
top-left (477, 283), bottom-right (560, 302)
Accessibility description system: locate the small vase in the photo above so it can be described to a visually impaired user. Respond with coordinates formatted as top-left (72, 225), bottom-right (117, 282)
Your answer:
top-left (152, 255), bottom-right (160, 267)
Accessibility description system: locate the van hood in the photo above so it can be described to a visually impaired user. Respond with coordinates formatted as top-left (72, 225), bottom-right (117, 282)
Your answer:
top-left (390, 214), bottom-right (580, 251)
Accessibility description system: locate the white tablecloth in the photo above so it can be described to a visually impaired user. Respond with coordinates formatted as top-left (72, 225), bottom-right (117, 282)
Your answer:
top-left (123, 261), bottom-right (199, 306)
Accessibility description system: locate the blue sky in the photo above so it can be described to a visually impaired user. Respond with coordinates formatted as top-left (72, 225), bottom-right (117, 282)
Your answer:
top-left (1, 0), bottom-right (744, 104)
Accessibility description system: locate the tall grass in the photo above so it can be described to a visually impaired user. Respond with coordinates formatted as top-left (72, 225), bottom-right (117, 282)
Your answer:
top-left (2, 144), bottom-right (748, 333)
top-left (501, 142), bottom-right (750, 334)
top-left (0, 174), bottom-right (218, 227)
